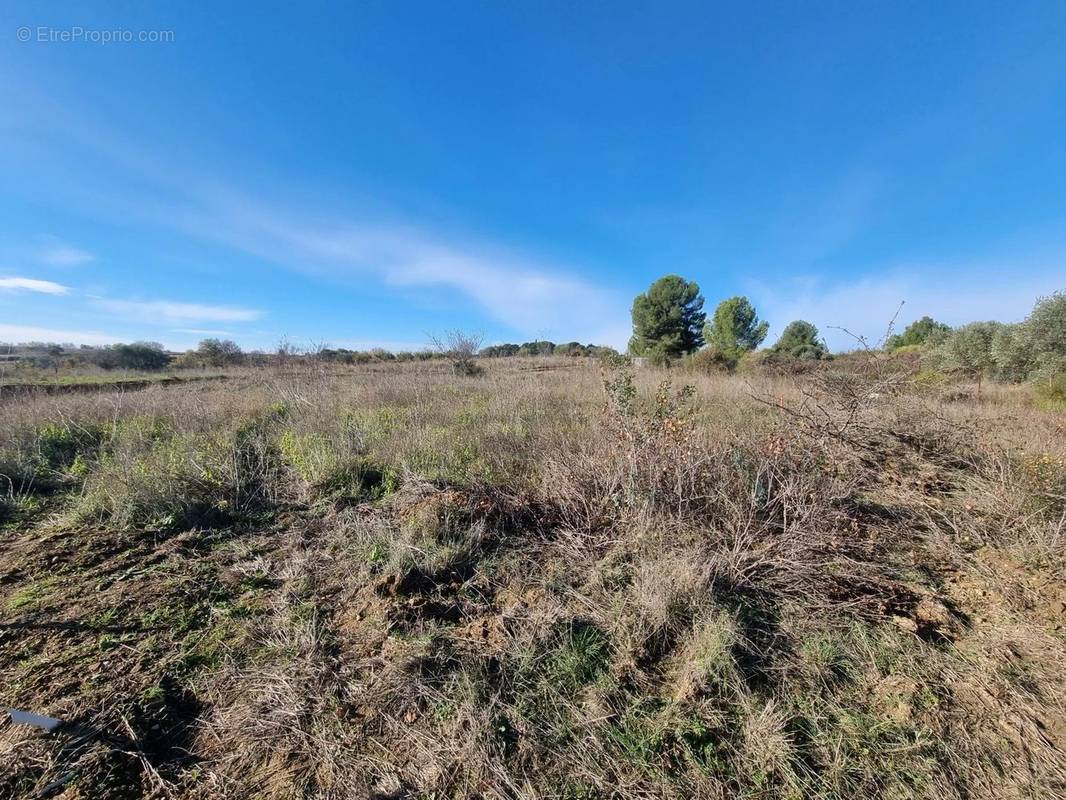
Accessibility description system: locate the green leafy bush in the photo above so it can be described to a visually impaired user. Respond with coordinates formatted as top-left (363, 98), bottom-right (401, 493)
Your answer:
top-left (886, 316), bottom-right (951, 351)
top-left (684, 347), bottom-right (738, 374)
top-left (927, 321), bottom-right (1001, 384)
top-left (75, 425), bottom-right (278, 530)
top-left (1032, 372), bottom-right (1066, 412)
top-left (278, 428), bottom-right (398, 501)
top-left (769, 320), bottom-right (829, 361)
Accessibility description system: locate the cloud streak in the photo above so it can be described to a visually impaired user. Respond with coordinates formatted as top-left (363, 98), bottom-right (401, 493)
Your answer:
top-left (170, 327), bottom-right (238, 337)
top-left (249, 221), bottom-right (628, 342)
top-left (0, 276), bottom-right (70, 295)
top-left (38, 239), bottom-right (95, 267)
top-left (97, 298), bottom-right (265, 323)
top-left (0, 324), bottom-right (122, 346)
top-left (0, 94), bottom-right (630, 345)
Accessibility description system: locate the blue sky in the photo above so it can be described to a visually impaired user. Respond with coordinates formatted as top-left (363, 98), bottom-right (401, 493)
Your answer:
top-left (1, 2), bottom-right (1064, 352)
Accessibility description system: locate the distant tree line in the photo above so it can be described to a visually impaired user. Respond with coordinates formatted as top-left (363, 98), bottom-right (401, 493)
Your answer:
top-left (626, 274), bottom-right (1065, 388)
top-left (314, 348), bottom-right (437, 364)
top-left (0, 341), bottom-right (171, 373)
top-left (0, 334), bottom-right (622, 376)
top-left (480, 341), bottom-right (618, 358)
top-left (7, 285), bottom-right (1061, 389)
top-left (919, 292), bottom-right (1065, 386)
top-left (93, 342), bottom-right (171, 371)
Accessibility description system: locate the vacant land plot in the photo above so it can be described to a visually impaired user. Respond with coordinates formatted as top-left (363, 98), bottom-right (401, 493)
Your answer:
top-left (1, 357), bottom-right (1064, 798)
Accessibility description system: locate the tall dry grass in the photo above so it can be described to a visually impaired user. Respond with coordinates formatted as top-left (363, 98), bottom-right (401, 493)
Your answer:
top-left (1, 356), bottom-right (1064, 798)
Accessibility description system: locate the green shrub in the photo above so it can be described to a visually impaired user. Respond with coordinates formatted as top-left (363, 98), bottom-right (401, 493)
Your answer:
top-left (646, 346), bottom-right (674, 368)
top-left (278, 429), bottom-right (337, 485)
top-left (317, 456), bottom-right (399, 502)
top-left (74, 425), bottom-right (278, 530)
top-left (886, 316), bottom-right (951, 351)
top-left (92, 341), bottom-right (170, 371)
top-left (891, 343), bottom-right (924, 355)
top-left (344, 406), bottom-right (411, 449)
top-left (983, 292), bottom-right (1065, 383)
top-left (927, 321), bottom-right (1001, 384)
top-left (990, 324), bottom-right (1032, 382)
top-left (736, 348), bottom-right (771, 374)
top-left (1032, 372), bottom-right (1066, 412)
top-left (0, 421), bottom-right (117, 493)
top-left (911, 369), bottom-right (949, 394)
top-left (1026, 291), bottom-right (1066, 362)
top-left (36, 422), bottom-right (113, 472)
top-left (408, 427), bottom-right (486, 484)
top-left (684, 347), bottom-right (737, 374)
top-left (769, 320), bottom-right (829, 360)
top-left (278, 428), bottom-right (398, 501)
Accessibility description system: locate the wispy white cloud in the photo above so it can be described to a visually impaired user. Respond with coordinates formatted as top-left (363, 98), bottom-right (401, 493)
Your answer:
top-left (0, 324), bottom-right (121, 346)
top-left (0, 239), bottom-right (94, 270)
top-left (0, 94), bottom-right (630, 345)
top-left (37, 238), bottom-right (95, 267)
top-left (0, 276), bottom-right (70, 295)
top-left (766, 168), bottom-right (889, 266)
top-left (276, 224), bottom-right (627, 341)
top-left (97, 298), bottom-right (265, 323)
top-left (170, 327), bottom-right (238, 337)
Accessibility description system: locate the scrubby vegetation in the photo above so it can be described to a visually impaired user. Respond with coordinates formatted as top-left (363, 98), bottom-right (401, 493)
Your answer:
top-left (886, 317), bottom-right (951, 352)
top-left (924, 292), bottom-right (1066, 387)
top-left (639, 284), bottom-right (1065, 404)
top-left (1, 349), bottom-right (1064, 798)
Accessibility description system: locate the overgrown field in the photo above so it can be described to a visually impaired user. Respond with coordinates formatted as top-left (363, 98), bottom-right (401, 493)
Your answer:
top-left (1, 357), bottom-right (1064, 799)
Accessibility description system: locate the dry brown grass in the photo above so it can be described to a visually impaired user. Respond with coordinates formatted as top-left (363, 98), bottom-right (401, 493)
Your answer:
top-left (1, 356), bottom-right (1064, 798)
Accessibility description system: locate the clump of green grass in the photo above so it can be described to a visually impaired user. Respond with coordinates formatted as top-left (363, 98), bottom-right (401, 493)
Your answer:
top-left (72, 418), bottom-right (280, 530)
top-left (7, 577), bottom-right (60, 611)
top-left (0, 420), bottom-right (113, 493)
top-left (1031, 372), bottom-right (1066, 412)
top-left (605, 698), bottom-right (737, 783)
top-left (278, 427), bottom-right (398, 502)
top-left (344, 405), bottom-right (412, 448)
top-left (506, 621), bottom-right (614, 750)
top-left (407, 427), bottom-right (488, 483)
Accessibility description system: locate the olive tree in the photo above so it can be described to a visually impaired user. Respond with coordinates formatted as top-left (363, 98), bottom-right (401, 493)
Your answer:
top-left (931, 321), bottom-right (1001, 394)
top-left (1024, 291), bottom-right (1066, 380)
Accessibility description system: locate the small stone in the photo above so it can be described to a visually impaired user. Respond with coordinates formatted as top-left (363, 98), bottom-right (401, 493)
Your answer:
top-left (891, 615), bottom-right (918, 633)
top-left (916, 598), bottom-right (951, 628)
